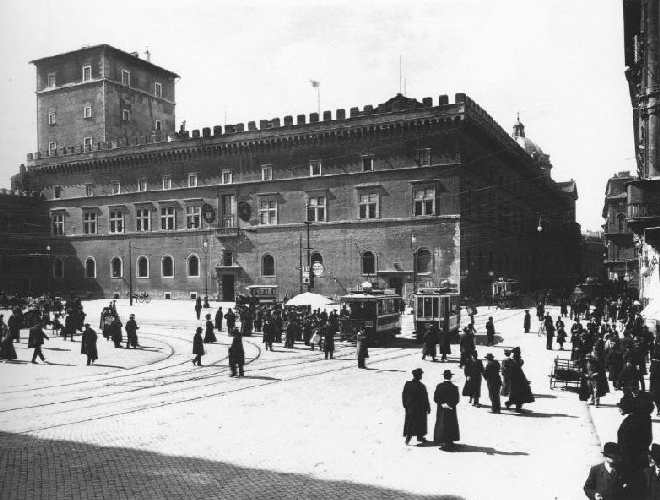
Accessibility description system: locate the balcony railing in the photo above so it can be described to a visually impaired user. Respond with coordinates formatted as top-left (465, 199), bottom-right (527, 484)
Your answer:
top-left (215, 215), bottom-right (239, 238)
top-left (628, 203), bottom-right (648, 219)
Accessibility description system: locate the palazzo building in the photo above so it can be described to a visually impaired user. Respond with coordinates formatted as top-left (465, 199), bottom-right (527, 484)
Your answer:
top-left (9, 44), bottom-right (580, 301)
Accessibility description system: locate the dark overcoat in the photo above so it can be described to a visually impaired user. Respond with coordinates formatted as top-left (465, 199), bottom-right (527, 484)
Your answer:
top-left (422, 330), bottom-right (437, 357)
top-left (618, 413), bottom-right (653, 472)
top-left (402, 379), bottom-right (430, 437)
top-left (125, 319), bottom-right (139, 345)
top-left (583, 463), bottom-right (629, 500)
top-left (508, 358), bottom-right (534, 404)
top-left (433, 381), bottom-right (460, 443)
top-left (204, 320), bottom-right (217, 343)
top-left (192, 332), bottom-right (205, 356)
top-left (81, 327), bottom-right (98, 361)
top-left (462, 358), bottom-right (483, 398)
top-left (215, 309), bottom-right (223, 331)
top-left (483, 359), bottom-right (502, 393)
top-left (438, 330), bottom-right (451, 355)
top-left (228, 335), bottom-right (245, 365)
top-left (356, 332), bottom-right (369, 359)
top-left (500, 357), bottom-right (514, 396)
top-left (28, 325), bottom-right (48, 348)
top-left (523, 312), bottom-right (531, 332)
top-left (225, 311), bottom-right (236, 331)
top-left (110, 319), bottom-right (123, 344)
top-left (323, 325), bottom-right (334, 352)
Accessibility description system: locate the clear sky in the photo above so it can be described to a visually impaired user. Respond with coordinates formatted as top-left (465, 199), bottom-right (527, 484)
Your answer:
top-left (0, 0), bottom-right (635, 231)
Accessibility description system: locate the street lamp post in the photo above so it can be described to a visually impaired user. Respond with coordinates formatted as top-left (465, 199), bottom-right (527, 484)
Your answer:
top-left (45, 244), bottom-right (52, 296)
top-left (202, 240), bottom-right (209, 300)
top-left (411, 232), bottom-right (417, 295)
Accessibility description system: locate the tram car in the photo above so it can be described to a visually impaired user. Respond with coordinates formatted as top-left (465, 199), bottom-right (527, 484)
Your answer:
top-left (412, 287), bottom-right (461, 343)
top-left (491, 278), bottom-right (522, 309)
top-left (339, 286), bottom-right (402, 345)
top-left (245, 285), bottom-right (279, 305)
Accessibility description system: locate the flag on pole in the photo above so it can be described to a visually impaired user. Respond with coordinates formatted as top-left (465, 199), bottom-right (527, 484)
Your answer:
top-left (310, 80), bottom-right (320, 88)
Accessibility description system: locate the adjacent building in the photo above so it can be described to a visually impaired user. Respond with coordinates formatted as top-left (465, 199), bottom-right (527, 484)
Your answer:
top-left (9, 44), bottom-right (581, 301)
top-left (623, 0), bottom-right (660, 309)
top-left (581, 230), bottom-right (606, 283)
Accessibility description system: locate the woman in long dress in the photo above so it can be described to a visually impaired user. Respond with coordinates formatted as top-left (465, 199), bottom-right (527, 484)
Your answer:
top-left (504, 347), bottom-right (534, 412)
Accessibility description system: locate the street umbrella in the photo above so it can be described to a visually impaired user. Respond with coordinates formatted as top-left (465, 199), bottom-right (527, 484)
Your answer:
top-left (285, 292), bottom-right (336, 310)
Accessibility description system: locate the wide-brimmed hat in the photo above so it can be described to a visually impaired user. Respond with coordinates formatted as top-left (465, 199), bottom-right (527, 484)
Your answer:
top-left (602, 442), bottom-right (620, 459)
top-left (412, 368), bottom-right (423, 377)
top-left (443, 369), bottom-right (453, 379)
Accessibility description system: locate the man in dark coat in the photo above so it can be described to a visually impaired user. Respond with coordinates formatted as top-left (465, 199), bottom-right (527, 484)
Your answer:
top-left (434, 369), bottom-right (460, 450)
top-left (204, 313), bottom-right (217, 343)
top-left (438, 324), bottom-right (451, 362)
top-left (402, 368), bottom-right (430, 445)
top-left (505, 347), bottom-right (534, 412)
top-left (192, 327), bottom-right (204, 366)
top-left (110, 317), bottom-right (123, 348)
top-left (485, 316), bottom-right (495, 346)
top-left (482, 353), bottom-right (502, 413)
top-left (583, 442), bottom-right (631, 500)
top-left (523, 310), bottom-right (531, 333)
top-left (225, 308), bottom-right (236, 332)
top-left (645, 443), bottom-right (660, 500)
top-left (617, 394), bottom-right (653, 487)
top-left (194, 297), bottom-right (202, 320)
top-left (262, 320), bottom-right (274, 351)
top-left (322, 323), bottom-right (334, 359)
top-left (459, 327), bottom-right (475, 368)
top-left (28, 320), bottom-right (49, 363)
top-left (228, 328), bottom-right (245, 377)
top-left (544, 314), bottom-right (555, 350)
top-left (215, 307), bottom-right (223, 332)
top-left (356, 327), bottom-right (369, 368)
top-left (462, 352), bottom-right (483, 406)
top-left (125, 314), bottom-right (139, 348)
top-left (81, 324), bottom-right (98, 365)
top-left (421, 325), bottom-right (437, 362)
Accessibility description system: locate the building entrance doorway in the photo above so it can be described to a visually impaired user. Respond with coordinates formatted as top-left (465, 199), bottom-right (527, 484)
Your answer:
top-left (388, 277), bottom-right (403, 296)
top-left (222, 274), bottom-right (235, 302)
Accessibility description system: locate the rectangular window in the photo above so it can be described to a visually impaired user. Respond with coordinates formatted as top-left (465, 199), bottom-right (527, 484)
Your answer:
top-left (162, 175), bottom-right (172, 190)
top-left (154, 82), bottom-right (162, 98)
top-left (48, 142), bottom-right (57, 156)
top-left (259, 199), bottom-right (277, 225)
top-left (155, 120), bottom-right (162, 131)
top-left (186, 206), bottom-right (201, 229)
top-left (51, 214), bottom-right (64, 235)
top-left (161, 207), bottom-right (176, 230)
top-left (82, 65), bottom-right (92, 82)
top-left (261, 165), bottom-right (272, 181)
top-left (309, 160), bottom-right (322, 177)
top-left (84, 137), bottom-right (93, 151)
top-left (85, 184), bottom-right (94, 197)
top-left (53, 186), bottom-right (62, 199)
top-left (121, 69), bottom-right (131, 86)
top-left (83, 105), bottom-right (92, 119)
top-left (361, 156), bottom-right (374, 172)
top-left (136, 208), bottom-right (150, 232)
top-left (109, 210), bottom-right (124, 234)
top-left (83, 211), bottom-right (97, 234)
top-left (359, 193), bottom-right (379, 219)
top-left (414, 188), bottom-right (435, 216)
top-left (221, 169), bottom-right (233, 185)
top-left (48, 112), bottom-right (56, 126)
top-left (111, 181), bottom-right (121, 195)
top-left (122, 109), bottom-right (131, 122)
top-left (187, 173), bottom-right (198, 188)
top-left (416, 148), bottom-right (431, 167)
top-left (47, 73), bottom-right (56, 87)
top-left (307, 196), bottom-right (326, 222)
top-left (138, 178), bottom-right (148, 192)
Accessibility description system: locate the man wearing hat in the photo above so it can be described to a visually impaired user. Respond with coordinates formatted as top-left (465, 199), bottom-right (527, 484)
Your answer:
top-left (482, 353), bottom-right (502, 413)
top-left (433, 369), bottom-right (460, 450)
top-left (125, 314), bottom-right (139, 349)
top-left (523, 310), bottom-right (531, 333)
top-left (584, 442), bottom-right (636, 499)
top-left (81, 323), bottom-right (98, 366)
top-left (402, 368), bottom-right (431, 445)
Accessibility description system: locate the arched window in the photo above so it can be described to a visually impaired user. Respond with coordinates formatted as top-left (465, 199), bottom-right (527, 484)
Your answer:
top-left (53, 258), bottom-right (64, 279)
top-left (187, 254), bottom-right (200, 277)
top-left (415, 249), bottom-right (432, 274)
top-left (85, 257), bottom-right (96, 278)
top-left (311, 252), bottom-right (323, 264)
top-left (617, 213), bottom-right (626, 233)
top-left (111, 257), bottom-right (123, 278)
top-left (262, 254), bottom-right (275, 276)
top-left (162, 256), bottom-right (174, 277)
top-left (137, 256), bottom-right (149, 278)
top-left (361, 251), bottom-right (375, 275)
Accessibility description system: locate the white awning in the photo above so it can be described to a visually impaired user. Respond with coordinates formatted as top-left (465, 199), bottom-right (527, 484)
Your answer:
top-left (642, 299), bottom-right (660, 326)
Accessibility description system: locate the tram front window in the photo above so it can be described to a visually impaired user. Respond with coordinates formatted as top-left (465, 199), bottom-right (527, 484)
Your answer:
top-left (347, 301), bottom-right (376, 320)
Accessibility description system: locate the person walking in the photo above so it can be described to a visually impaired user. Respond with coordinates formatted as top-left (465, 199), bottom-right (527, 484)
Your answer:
top-left (204, 313), bottom-right (217, 343)
top-left (485, 316), bottom-right (495, 346)
top-left (225, 308), bottom-right (236, 333)
top-left (81, 323), bottom-right (98, 365)
top-left (501, 349), bottom-right (513, 399)
top-left (402, 368), bottom-right (431, 445)
top-left (125, 314), bottom-right (139, 348)
top-left (421, 324), bottom-right (437, 362)
top-left (433, 369), bottom-right (460, 450)
top-left (438, 324), bottom-right (451, 362)
top-left (8, 310), bottom-right (20, 343)
top-left (556, 323), bottom-right (567, 351)
top-left (0, 315), bottom-right (17, 360)
top-left (482, 353), bottom-right (502, 413)
top-left (504, 347), bottom-right (534, 412)
top-left (28, 320), bottom-right (49, 364)
top-left (617, 395), bottom-right (653, 490)
top-left (544, 314), bottom-right (555, 350)
top-left (228, 328), bottom-right (245, 377)
top-left (192, 327), bottom-right (204, 366)
top-left (459, 326), bottom-right (476, 368)
top-left (262, 319), bottom-right (274, 351)
top-left (462, 351), bottom-right (484, 406)
top-left (523, 310), bottom-right (531, 333)
top-left (583, 442), bottom-right (630, 500)
top-left (356, 327), bottom-right (368, 368)
top-left (194, 296), bottom-right (202, 321)
top-left (323, 323), bottom-right (335, 360)
top-left (110, 317), bottom-right (123, 348)
top-left (215, 307), bottom-right (223, 332)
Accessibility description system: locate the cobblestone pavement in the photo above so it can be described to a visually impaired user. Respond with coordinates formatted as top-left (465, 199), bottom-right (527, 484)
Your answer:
top-left (0, 300), bottom-right (611, 499)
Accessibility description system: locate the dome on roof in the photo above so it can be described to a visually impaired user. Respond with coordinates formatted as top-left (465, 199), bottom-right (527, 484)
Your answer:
top-left (517, 136), bottom-right (544, 157)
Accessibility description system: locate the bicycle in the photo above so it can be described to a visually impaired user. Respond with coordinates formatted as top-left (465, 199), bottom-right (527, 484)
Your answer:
top-left (129, 291), bottom-right (151, 304)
